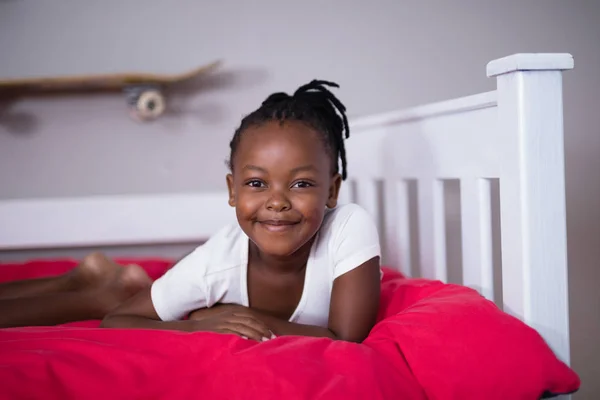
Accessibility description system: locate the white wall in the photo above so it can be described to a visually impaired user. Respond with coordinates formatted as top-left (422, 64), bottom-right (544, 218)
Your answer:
top-left (1, 1), bottom-right (598, 397)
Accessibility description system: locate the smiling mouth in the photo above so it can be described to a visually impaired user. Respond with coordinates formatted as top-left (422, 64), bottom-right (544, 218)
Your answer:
top-left (257, 220), bottom-right (299, 232)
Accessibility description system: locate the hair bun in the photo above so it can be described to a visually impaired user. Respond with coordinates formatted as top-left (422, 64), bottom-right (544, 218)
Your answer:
top-left (262, 92), bottom-right (291, 106)
top-left (294, 80), bottom-right (340, 97)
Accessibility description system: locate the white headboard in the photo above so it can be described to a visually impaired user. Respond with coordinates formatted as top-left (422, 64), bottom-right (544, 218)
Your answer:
top-left (0, 53), bottom-right (574, 367)
top-left (340, 53), bottom-right (574, 367)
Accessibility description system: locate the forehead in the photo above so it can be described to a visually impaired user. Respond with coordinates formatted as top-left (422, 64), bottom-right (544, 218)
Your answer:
top-left (233, 120), bottom-right (329, 170)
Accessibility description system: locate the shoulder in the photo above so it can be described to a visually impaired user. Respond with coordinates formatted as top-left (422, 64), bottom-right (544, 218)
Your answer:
top-left (171, 223), bottom-right (246, 276)
top-left (315, 203), bottom-right (381, 278)
top-left (150, 223), bottom-right (246, 320)
top-left (320, 203), bottom-right (378, 240)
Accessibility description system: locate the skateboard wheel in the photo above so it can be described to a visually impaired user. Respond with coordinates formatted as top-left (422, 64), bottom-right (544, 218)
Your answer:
top-left (134, 90), bottom-right (165, 121)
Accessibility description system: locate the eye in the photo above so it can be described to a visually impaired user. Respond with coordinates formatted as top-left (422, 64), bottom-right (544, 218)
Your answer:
top-left (246, 179), bottom-right (266, 188)
top-left (292, 181), bottom-right (313, 189)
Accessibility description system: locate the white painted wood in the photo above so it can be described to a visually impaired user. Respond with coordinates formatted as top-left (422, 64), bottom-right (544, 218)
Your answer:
top-left (379, 105), bottom-right (502, 180)
top-left (416, 179), bottom-right (434, 279)
top-left (432, 180), bottom-right (447, 282)
top-left (383, 180), bottom-right (412, 276)
top-left (351, 91), bottom-right (497, 131)
top-left (395, 181), bottom-right (412, 277)
top-left (354, 179), bottom-right (379, 225)
top-left (460, 178), bottom-right (494, 301)
top-left (417, 179), bottom-right (447, 281)
top-left (491, 58), bottom-right (573, 367)
top-left (486, 53), bottom-right (574, 78)
top-left (345, 91), bottom-right (498, 182)
top-left (343, 127), bottom-right (386, 181)
top-left (337, 178), bottom-right (353, 205)
top-left (0, 192), bottom-right (236, 250)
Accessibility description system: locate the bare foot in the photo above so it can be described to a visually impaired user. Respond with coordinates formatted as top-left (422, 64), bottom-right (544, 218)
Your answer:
top-left (67, 252), bottom-right (123, 290)
top-left (113, 263), bottom-right (153, 299)
top-left (68, 252), bottom-right (152, 316)
top-left (96, 263), bottom-right (152, 314)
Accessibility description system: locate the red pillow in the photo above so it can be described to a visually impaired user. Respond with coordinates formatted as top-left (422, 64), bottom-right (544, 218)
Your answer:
top-left (367, 269), bottom-right (580, 399)
top-left (0, 260), bottom-right (580, 399)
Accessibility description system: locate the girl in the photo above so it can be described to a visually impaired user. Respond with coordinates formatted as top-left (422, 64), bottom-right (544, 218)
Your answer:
top-left (102, 80), bottom-right (382, 343)
top-left (0, 80), bottom-right (381, 344)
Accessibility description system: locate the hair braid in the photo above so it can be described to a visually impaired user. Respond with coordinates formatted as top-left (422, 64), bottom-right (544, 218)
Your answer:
top-left (228, 80), bottom-right (350, 180)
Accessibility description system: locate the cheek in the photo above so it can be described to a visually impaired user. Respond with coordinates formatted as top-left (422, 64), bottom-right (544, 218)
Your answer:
top-left (292, 193), bottom-right (327, 218)
top-left (234, 190), bottom-right (264, 214)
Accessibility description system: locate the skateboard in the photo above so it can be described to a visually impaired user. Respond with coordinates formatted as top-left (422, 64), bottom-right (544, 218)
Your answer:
top-left (0, 60), bottom-right (221, 121)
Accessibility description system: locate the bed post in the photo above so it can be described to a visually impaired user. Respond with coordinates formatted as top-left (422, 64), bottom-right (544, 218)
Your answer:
top-left (486, 54), bottom-right (574, 367)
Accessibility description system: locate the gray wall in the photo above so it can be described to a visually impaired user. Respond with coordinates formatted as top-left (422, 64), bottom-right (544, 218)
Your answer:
top-left (1, 1), bottom-right (598, 397)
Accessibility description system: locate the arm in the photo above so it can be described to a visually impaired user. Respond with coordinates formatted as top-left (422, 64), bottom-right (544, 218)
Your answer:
top-left (192, 256), bottom-right (381, 342)
top-left (100, 287), bottom-right (197, 331)
top-left (254, 256), bottom-right (380, 342)
top-left (264, 204), bottom-right (382, 342)
top-left (101, 241), bottom-right (272, 341)
top-left (251, 313), bottom-right (337, 340)
top-left (101, 287), bottom-right (273, 341)
top-left (101, 245), bottom-right (208, 330)
top-left (187, 206), bottom-right (382, 342)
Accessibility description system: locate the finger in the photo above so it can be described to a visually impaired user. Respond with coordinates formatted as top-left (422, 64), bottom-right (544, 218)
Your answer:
top-left (229, 314), bottom-right (273, 338)
top-left (230, 312), bottom-right (272, 333)
top-left (222, 322), bottom-right (270, 342)
top-left (220, 323), bottom-right (264, 341)
top-left (217, 328), bottom-right (250, 340)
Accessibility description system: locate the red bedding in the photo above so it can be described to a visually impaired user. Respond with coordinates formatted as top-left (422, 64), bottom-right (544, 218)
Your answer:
top-left (0, 259), bottom-right (580, 400)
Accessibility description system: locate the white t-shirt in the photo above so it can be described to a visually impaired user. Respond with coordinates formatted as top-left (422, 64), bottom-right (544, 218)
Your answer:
top-left (151, 203), bottom-right (381, 328)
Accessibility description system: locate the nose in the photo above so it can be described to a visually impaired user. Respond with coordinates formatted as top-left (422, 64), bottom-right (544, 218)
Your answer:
top-left (266, 190), bottom-right (291, 212)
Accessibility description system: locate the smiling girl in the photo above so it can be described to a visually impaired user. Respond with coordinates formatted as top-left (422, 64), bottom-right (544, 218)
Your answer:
top-left (102, 80), bottom-right (382, 343)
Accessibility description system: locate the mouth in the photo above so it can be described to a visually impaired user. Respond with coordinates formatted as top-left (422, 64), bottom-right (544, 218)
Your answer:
top-left (257, 219), bottom-right (299, 232)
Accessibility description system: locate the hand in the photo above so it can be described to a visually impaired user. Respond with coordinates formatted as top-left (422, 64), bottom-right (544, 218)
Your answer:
top-left (189, 306), bottom-right (274, 342)
top-left (189, 303), bottom-right (247, 321)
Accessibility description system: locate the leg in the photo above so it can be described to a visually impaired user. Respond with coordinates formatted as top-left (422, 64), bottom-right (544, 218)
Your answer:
top-left (0, 253), bottom-right (152, 328)
top-left (0, 274), bottom-right (74, 300)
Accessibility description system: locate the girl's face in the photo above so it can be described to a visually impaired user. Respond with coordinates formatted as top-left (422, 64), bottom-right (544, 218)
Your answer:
top-left (226, 120), bottom-right (341, 258)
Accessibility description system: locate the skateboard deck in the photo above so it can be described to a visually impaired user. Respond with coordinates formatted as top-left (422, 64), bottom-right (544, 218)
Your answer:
top-left (0, 60), bottom-right (221, 121)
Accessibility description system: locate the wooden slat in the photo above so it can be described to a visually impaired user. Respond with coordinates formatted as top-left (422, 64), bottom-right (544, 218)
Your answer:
top-left (383, 180), bottom-right (412, 276)
top-left (337, 179), bottom-right (353, 205)
top-left (418, 179), bottom-right (447, 281)
top-left (355, 179), bottom-right (380, 226)
top-left (460, 178), bottom-right (494, 301)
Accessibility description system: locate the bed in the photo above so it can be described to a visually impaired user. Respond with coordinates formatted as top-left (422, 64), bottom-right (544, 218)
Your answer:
top-left (0, 53), bottom-right (580, 399)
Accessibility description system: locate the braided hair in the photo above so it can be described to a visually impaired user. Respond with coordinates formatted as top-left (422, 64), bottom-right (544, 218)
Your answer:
top-left (228, 80), bottom-right (350, 180)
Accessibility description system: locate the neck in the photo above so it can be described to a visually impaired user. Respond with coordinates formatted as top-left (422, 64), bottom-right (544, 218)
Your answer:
top-left (249, 239), bottom-right (314, 275)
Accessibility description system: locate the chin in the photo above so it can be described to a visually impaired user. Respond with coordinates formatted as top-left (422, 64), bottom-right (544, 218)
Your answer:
top-left (253, 237), bottom-right (303, 257)
top-left (244, 221), bottom-right (319, 258)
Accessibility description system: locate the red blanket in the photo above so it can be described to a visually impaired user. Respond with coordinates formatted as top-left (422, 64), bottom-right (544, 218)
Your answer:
top-left (0, 259), bottom-right (580, 400)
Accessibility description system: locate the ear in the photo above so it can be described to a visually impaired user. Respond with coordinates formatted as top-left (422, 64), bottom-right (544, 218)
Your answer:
top-left (226, 174), bottom-right (236, 207)
top-left (326, 173), bottom-right (342, 209)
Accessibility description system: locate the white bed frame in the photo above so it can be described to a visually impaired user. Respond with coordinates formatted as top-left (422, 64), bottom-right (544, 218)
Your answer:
top-left (0, 53), bottom-right (574, 371)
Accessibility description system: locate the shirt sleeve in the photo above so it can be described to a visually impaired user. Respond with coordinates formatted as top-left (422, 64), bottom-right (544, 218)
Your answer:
top-left (150, 245), bottom-right (209, 321)
top-left (332, 204), bottom-right (381, 279)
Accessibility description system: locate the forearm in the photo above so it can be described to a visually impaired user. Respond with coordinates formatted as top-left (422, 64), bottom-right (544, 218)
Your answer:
top-left (257, 313), bottom-right (338, 340)
top-left (189, 305), bottom-right (337, 339)
top-left (101, 314), bottom-right (197, 332)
